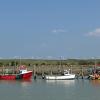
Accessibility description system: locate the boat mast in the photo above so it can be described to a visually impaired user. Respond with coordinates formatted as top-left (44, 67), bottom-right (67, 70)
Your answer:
top-left (60, 56), bottom-right (63, 73)
top-left (20, 56), bottom-right (21, 65)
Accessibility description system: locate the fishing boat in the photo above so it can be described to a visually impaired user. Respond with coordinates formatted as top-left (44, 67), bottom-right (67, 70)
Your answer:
top-left (88, 74), bottom-right (100, 80)
top-left (88, 67), bottom-right (100, 80)
top-left (45, 70), bottom-right (75, 80)
top-left (0, 65), bottom-right (32, 80)
top-left (89, 73), bottom-right (100, 80)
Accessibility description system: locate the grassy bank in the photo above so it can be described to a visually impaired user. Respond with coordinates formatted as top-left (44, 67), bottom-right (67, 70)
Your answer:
top-left (0, 59), bottom-right (99, 76)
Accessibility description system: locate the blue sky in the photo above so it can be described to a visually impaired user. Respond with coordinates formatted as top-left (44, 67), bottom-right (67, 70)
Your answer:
top-left (0, 0), bottom-right (100, 59)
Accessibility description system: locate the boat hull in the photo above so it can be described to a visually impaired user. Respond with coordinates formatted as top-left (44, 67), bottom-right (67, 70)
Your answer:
top-left (0, 71), bottom-right (32, 80)
top-left (0, 75), bottom-right (16, 80)
top-left (20, 71), bottom-right (33, 80)
top-left (89, 74), bottom-right (100, 80)
top-left (45, 74), bottom-right (75, 80)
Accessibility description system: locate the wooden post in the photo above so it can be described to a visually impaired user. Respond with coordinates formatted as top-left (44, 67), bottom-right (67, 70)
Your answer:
top-left (33, 65), bottom-right (36, 79)
top-left (50, 65), bottom-right (53, 75)
top-left (2, 65), bottom-right (4, 75)
top-left (42, 65), bottom-right (44, 76)
top-left (81, 65), bottom-right (84, 79)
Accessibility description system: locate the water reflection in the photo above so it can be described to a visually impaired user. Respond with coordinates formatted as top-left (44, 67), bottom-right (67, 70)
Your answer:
top-left (90, 80), bottom-right (100, 86)
top-left (0, 79), bottom-right (32, 86)
top-left (45, 80), bottom-right (75, 87)
top-left (19, 80), bottom-right (32, 87)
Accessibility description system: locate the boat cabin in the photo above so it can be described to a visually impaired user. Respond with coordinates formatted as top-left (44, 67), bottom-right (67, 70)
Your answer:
top-left (64, 70), bottom-right (70, 75)
top-left (19, 69), bottom-right (28, 74)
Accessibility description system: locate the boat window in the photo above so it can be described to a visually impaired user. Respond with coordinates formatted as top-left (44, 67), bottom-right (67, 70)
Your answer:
top-left (65, 72), bottom-right (68, 74)
top-left (20, 71), bottom-right (22, 74)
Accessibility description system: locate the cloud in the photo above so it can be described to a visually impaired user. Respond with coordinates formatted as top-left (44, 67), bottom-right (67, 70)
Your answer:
top-left (52, 29), bottom-right (67, 34)
top-left (87, 28), bottom-right (100, 37)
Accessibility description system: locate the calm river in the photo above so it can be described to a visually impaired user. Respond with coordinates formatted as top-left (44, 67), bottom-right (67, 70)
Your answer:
top-left (0, 79), bottom-right (100, 100)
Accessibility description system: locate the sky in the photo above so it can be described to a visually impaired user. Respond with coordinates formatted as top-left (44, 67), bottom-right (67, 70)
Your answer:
top-left (0, 0), bottom-right (100, 59)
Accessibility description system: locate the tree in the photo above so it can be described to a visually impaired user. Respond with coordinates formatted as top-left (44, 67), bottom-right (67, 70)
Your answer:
top-left (0, 62), bottom-right (3, 67)
top-left (11, 61), bottom-right (15, 66)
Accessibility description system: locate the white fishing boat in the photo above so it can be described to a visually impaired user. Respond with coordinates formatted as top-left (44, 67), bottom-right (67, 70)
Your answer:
top-left (45, 70), bottom-right (75, 80)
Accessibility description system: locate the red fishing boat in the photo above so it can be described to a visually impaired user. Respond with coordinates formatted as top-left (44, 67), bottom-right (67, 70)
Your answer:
top-left (0, 65), bottom-right (33, 80)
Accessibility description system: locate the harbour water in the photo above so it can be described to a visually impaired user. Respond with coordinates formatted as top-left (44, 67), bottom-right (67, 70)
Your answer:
top-left (0, 79), bottom-right (100, 100)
